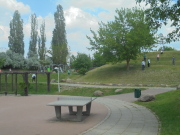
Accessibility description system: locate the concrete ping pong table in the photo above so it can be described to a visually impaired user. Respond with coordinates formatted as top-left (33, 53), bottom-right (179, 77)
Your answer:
top-left (47, 96), bottom-right (97, 121)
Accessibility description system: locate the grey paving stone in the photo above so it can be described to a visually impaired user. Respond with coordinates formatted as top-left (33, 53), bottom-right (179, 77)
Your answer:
top-left (82, 98), bottom-right (159, 135)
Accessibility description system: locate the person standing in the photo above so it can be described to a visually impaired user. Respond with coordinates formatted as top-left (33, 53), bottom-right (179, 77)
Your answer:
top-left (142, 60), bottom-right (145, 70)
top-left (147, 58), bottom-right (150, 67)
top-left (172, 56), bottom-right (175, 65)
top-left (32, 74), bottom-right (36, 82)
top-left (143, 54), bottom-right (147, 62)
top-left (157, 54), bottom-right (160, 62)
top-left (68, 70), bottom-right (70, 76)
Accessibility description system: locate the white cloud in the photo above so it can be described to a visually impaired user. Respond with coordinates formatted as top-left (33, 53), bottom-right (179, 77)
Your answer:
top-left (157, 20), bottom-right (177, 37)
top-left (70, 0), bottom-right (137, 9)
top-left (0, 25), bottom-right (9, 50)
top-left (0, 0), bottom-right (31, 27)
top-left (63, 6), bottom-right (100, 56)
top-left (65, 7), bottom-right (98, 30)
top-left (24, 22), bottom-right (31, 38)
top-left (0, 28), bottom-right (4, 36)
top-left (0, 0), bottom-right (30, 14)
top-left (67, 32), bottom-right (88, 51)
top-left (0, 26), bottom-right (9, 41)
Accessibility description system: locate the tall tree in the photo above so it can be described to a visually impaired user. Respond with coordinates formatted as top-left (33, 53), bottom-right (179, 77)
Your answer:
top-left (87, 8), bottom-right (156, 70)
top-left (51, 4), bottom-right (68, 65)
top-left (136, 0), bottom-right (180, 42)
top-left (8, 10), bottom-right (24, 55)
top-left (28, 13), bottom-right (38, 58)
top-left (38, 20), bottom-right (46, 61)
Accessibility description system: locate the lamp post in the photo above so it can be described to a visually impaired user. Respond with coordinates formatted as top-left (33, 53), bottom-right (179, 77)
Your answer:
top-left (58, 67), bottom-right (60, 92)
top-left (55, 66), bottom-right (60, 92)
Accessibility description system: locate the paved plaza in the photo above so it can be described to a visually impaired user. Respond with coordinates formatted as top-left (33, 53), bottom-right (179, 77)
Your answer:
top-left (0, 87), bottom-right (175, 135)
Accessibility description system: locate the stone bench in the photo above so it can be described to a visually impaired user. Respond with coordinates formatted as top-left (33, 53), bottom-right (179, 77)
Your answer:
top-left (47, 96), bottom-right (97, 121)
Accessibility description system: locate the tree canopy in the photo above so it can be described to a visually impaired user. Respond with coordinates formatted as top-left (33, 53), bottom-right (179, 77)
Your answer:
top-left (38, 20), bottom-right (46, 61)
top-left (0, 50), bottom-right (25, 69)
top-left (87, 8), bottom-right (156, 70)
top-left (72, 53), bottom-right (92, 71)
top-left (92, 52), bottom-right (106, 67)
top-left (28, 13), bottom-right (38, 58)
top-left (8, 10), bottom-right (24, 55)
top-left (136, 0), bottom-right (180, 42)
top-left (0, 59), bottom-right (5, 69)
top-left (51, 4), bottom-right (68, 65)
top-left (25, 54), bottom-right (40, 69)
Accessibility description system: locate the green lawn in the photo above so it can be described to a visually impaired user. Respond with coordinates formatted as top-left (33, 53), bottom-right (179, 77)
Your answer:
top-left (0, 81), bottom-right (144, 96)
top-left (72, 51), bottom-right (180, 85)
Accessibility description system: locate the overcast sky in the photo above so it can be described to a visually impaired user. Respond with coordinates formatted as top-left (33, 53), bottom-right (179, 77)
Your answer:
top-left (0, 0), bottom-right (179, 57)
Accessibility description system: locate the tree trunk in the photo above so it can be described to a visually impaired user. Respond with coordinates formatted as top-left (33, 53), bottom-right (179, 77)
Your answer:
top-left (24, 87), bottom-right (28, 96)
top-left (126, 59), bottom-right (130, 71)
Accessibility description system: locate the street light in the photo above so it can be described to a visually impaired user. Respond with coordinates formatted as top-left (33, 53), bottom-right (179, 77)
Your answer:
top-left (54, 67), bottom-right (60, 92)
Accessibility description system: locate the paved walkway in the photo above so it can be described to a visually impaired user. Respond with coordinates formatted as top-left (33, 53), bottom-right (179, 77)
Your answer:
top-left (80, 87), bottom-right (175, 135)
top-left (81, 98), bottom-right (158, 135)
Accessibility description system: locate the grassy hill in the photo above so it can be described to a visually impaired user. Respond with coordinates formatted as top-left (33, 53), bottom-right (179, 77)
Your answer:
top-left (72, 51), bottom-right (180, 86)
top-left (0, 51), bottom-right (179, 86)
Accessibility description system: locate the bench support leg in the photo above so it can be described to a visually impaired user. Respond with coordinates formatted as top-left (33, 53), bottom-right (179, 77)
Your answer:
top-left (76, 106), bottom-right (83, 121)
top-left (83, 102), bottom-right (92, 116)
top-left (68, 106), bottom-right (76, 115)
top-left (55, 106), bottom-right (61, 120)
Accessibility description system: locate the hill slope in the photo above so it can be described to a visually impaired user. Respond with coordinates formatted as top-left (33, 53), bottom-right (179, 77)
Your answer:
top-left (73, 51), bottom-right (180, 86)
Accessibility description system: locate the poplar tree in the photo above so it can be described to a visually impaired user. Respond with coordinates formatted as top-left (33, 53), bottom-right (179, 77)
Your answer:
top-left (8, 10), bottom-right (24, 55)
top-left (28, 13), bottom-right (38, 58)
top-left (51, 4), bottom-right (68, 65)
top-left (38, 20), bottom-right (46, 61)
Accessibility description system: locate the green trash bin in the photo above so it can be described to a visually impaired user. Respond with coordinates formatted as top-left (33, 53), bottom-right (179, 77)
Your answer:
top-left (134, 89), bottom-right (141, 98)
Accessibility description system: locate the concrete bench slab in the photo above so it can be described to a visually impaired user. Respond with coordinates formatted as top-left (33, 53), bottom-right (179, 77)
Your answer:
top-left (47, 96), bottom-right (97, 122)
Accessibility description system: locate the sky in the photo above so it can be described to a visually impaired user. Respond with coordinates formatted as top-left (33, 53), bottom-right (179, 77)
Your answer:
top-left (0, 0), bottom-right (179, 57)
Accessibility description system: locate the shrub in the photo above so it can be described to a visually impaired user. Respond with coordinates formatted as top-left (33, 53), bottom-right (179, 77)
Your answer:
top-left (78, 68), bottom-right (87, 75)
top-left (19, 82), bottom-right (30, 96)
top-left (72, 53), bottom-right (92, 70)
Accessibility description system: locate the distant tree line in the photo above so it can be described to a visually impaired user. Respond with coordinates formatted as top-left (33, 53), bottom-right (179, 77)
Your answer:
top-left (0, 4), bottom-right (68, 70)
top-left (158, 46), bottom-right (177, 51)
